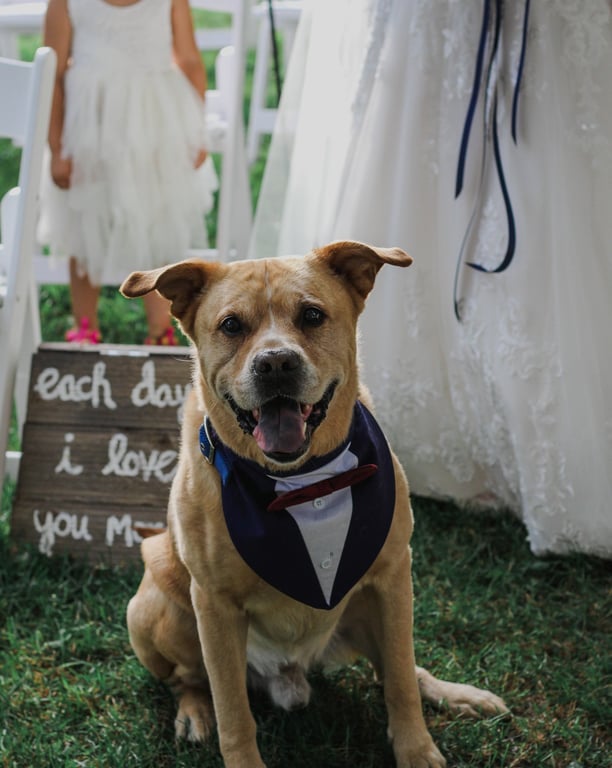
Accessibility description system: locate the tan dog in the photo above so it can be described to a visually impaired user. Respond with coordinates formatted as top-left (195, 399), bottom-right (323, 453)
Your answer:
top-left (121, 242), bottom-right (507, 768)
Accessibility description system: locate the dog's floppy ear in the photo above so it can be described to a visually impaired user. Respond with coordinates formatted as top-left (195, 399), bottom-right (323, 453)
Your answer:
top-left (313, 240), bottom-right (412, 306)
top-left (120, 259), bottom-right (221, 338)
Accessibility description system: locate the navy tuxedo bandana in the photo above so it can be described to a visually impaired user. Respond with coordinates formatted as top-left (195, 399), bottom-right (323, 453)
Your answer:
top-left (200, 402), bottom-right (396, 610)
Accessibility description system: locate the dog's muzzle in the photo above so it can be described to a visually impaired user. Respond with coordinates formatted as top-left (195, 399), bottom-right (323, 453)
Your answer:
top-left (225, 381), bottom-right (337, 463)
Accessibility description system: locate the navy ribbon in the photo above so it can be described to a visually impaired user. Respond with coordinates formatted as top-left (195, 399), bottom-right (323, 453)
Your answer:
top-left (453, 0), bottom-right (531, 320)
top-left (512, 0), bottom-right (531, 144)
top-left (266, 0), bottom-right (283, 106)
top-left (455, 0), bottom-right (492, 200)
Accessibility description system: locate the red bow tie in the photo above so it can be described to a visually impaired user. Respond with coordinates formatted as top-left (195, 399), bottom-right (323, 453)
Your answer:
top-left (267, 464), bottom-right (378, 512)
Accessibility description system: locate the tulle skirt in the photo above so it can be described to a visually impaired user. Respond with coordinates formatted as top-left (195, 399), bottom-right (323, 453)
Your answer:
top-left (38, 65), bottom-right (218, 285)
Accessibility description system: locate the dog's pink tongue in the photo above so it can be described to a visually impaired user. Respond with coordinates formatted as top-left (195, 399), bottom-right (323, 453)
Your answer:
top-left (253, 398), bottom-right (305, 455)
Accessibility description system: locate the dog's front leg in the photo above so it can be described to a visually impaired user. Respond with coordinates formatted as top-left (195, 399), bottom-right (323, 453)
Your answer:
top-left (190, 581), bottom-right (266, 768)
top-left (375, 552), bottom-right (446, 768)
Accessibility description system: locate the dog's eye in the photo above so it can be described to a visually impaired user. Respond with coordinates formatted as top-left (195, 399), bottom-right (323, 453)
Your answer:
top-left (220, 316), bottom-right (243, 336)
top-left (302, 307), bottom-right (325, 327)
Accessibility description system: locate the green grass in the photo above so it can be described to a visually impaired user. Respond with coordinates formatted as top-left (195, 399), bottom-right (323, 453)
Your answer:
top-left (2, 19), bottom-right (611, 768)
top-left (1, 490), bottom-right (610, 768)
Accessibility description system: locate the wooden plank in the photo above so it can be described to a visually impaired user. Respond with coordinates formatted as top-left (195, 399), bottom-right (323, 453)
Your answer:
top-left (11, 345), bottom-right (195, 564)
top-left (10, 500), bottom-right (167, 564)
top-left (26, 343), bottom-right (193, 428)
top-left (16, 424), bottom-right (179, 506)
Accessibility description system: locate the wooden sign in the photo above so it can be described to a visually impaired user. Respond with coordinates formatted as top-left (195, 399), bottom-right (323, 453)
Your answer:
top-left (11, 343), bottom-right (193, 564)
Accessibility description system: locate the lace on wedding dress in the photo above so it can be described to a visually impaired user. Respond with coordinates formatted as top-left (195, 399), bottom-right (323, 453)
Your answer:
top-left (554, 0), bottom-right (612, 166)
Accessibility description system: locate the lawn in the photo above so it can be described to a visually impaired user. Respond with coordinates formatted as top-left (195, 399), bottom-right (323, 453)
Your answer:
top-left (1, 490), bottom-right (610, 767)
top-left (1, 19), bottom-right (611, 768)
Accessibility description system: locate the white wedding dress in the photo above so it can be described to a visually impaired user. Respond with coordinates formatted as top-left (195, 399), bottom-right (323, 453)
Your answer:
top-left (250, 0), bottom-right (612, 557)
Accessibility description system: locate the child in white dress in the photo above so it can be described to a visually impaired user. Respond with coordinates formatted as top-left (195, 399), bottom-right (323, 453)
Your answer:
top-left (39, 0), bottom-right (218, 344)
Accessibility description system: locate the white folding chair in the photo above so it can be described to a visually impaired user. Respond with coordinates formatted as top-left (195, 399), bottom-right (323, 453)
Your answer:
top-left (189, 0), bottom-right (253, 262)
top-left (0, 1), bottom-right (46, 59)
top-left (0, 47), bottom-right (56, 482)
top-left (246, 0), bottom-right (301, 165)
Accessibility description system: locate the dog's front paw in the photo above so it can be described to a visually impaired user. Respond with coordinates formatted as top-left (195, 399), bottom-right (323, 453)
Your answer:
top-left (174, 686), bottom-right (215, 742)
top-left (394, 733), bottom-right (446, 768)
top-left (220, 745), bottom-right (267, 768)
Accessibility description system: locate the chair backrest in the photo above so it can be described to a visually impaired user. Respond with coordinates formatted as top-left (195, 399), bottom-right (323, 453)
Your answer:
top-left (0, 1), bottom-right (47, 59)
top-left (0, 46), bottom-right (56, 482)
top-left (191, 0), bottom-right (242, 52)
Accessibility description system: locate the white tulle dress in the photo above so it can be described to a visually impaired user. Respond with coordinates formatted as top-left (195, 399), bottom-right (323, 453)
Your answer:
top-left (250, 0), bottom-right (612, 558)
top-left (38, 0), bottom-right (218, 285)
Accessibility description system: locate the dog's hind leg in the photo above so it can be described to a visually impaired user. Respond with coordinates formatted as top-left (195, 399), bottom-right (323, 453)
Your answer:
top-left (127, 572), bottom-right (177, 680)
top-left (416, 666), bottom-right (509, 718)
top-left (127, 568), bottom-right (216, 741)
top-left (331, 590), bottom-right (509, 720)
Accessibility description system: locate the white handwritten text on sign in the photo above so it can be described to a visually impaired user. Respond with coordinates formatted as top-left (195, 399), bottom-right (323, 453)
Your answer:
top-left (12, 346), bottom-right (192, 563)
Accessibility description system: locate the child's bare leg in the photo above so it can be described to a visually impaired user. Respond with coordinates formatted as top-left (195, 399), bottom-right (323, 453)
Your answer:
top-left (69, 256), bottom-right (100, 331)
top-left (143, 291), bottom-right (173, 340)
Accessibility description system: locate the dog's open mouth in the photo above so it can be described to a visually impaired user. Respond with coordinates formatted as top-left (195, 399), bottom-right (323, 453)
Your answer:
top-left (226, 383), bottom-right (336, 462)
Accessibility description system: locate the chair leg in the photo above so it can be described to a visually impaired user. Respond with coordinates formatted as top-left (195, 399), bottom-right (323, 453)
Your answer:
top-left (14, 281), bottom-right (41, 442)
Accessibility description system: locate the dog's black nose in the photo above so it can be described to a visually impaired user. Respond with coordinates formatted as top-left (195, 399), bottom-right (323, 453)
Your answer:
top-left (253, 349), bottom-right (301, 378)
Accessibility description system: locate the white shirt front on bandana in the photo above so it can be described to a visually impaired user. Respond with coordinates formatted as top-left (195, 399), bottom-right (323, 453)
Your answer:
top-left (270, 444), bottom-right (358, 605)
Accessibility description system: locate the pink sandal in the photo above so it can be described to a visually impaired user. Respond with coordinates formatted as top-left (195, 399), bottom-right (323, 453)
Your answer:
top-left (144, 326), bottom-right (179, 346)
top-left (65, 317), bottom-right (102, 344)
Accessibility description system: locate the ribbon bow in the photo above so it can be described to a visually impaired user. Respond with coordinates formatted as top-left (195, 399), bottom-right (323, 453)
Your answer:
top-left (267, 464), bottom-right (378, 512)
